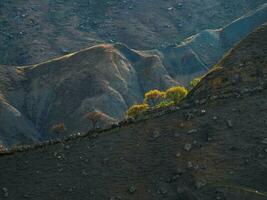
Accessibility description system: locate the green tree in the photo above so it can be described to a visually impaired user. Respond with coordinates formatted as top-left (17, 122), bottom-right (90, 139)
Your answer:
top-left (190, 77), bottom-right (202, 88)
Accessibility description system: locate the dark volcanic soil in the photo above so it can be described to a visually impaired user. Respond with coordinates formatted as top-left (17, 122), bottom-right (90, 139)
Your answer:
top-left (0, 23), bottom-right (267, 200)
top-left (0, 85), bottom-right (267, 200)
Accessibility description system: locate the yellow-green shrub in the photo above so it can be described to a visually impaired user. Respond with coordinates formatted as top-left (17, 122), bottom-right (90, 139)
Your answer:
top-left (156, 100), bottom-right (175, 108)
top-left (190, 77), bottom-right (202, 88)
top-left (165, 86), bottom-right (188, 103)
top-left (144, 89), bottom-right (166, 106)
top-left (127, 103), bottom-right (149, 117)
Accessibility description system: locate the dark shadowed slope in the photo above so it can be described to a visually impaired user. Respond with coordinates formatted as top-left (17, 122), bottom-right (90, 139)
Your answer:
top-left (0, 23), bottom-right (267, 200)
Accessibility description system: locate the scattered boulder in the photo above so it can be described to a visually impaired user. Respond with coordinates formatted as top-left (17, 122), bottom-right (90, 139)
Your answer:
top-left (128, 186), bottom-right (136, 194)
top-left (2, 187), bottom-right (8, 198)
top-left (187, 161), bottom-right (194, 169)
top-left (152, 131), bottom-right (161, 139)
top-left (157, 187), bottom-right (167, 195)
top-left (226, 120), bottom-right (233, 128)
top-left (195, 180), bottom-right (207, 189)
top-left (187, 129), bottom-right (198, 134)
top-left (261, 138), bottom-right (267, 145)
top-left (184, 144), bottom-right (192, 151)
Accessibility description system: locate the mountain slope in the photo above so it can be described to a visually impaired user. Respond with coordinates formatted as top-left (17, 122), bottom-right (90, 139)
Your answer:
top-left (159, 3), bottom-right (267, 84)
top-left (0, 44), bottom-right (179, 146)
top-left (1, 0), bottom-right (266, 65)
top-left (0, 23), bottom-right (267, 200)
top-left (1, 4), bottom-right (267, 146)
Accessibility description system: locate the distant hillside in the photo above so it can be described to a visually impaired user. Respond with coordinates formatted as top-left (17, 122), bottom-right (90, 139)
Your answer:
top-left (0, 44), bottom-right (180, 147)
top-left (0, 23), bottom-right (267, 200)
top-left (0, 0), bottom-right (266, 65)
top-left (158, 3), bottom-right (267, 84)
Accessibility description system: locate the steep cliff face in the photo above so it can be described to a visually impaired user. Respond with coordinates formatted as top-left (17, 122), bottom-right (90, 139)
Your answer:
top-left (0, 23), bottom-right (267, 200)
top-left (0, 0), bottom-right (266, 65)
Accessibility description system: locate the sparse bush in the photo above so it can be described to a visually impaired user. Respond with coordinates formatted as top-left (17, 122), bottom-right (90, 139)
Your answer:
top-left (126, 103), bottom-right (149, 118)
top-left (156, 100), bottom-right (175, 108)
top-left (190, 77), bottom-right (202, 88)
top-left (144, 89), bottom-right (166, 106)
top-left (85, 111), bottom-right (106, 129)
top-left (165, 86), bottom-right (188, 103)
top-left (51, 123), bottom-right (66, 134)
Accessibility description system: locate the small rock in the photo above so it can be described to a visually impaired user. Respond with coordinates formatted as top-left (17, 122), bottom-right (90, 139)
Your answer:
top-left (157, 187), bottom-right (167, 195)
top-left (199, 109), bottom-right (206, 115)
top-left (152, 131), bottom-right (161, 139)
top-left (187, 161), bottom-right (193, 169)
top-left (2, 187), bottom-right (8, 198)
top-left (262, 138), bottom-right (267, 145)
top-left (128, 186), bottom-right (136, 194)
top-left (185, 113), bottom-right (194, 120)
top-left (82, 170), bottom-right (88, 177)
top-left (226, 120), bottom-right (233, 128)
top-left (195, 180), bottom-right (206, 189)
top-left (169, 174), bottom-right (180, 182)
top-left (187, 129), bottom-right (198, 134)
top-left (213, 116), bottom-right (218, 120)
top-left (61, 47), bottom-right (70, 54)
top-left (184, 144), bottom-right (192, 151)
top-left (176, 152), bottom-right (181, 157)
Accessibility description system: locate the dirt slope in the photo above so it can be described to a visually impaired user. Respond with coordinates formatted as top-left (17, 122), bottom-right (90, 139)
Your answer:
top-left (0, 23), bottom-right (266, 200)
top-left (0, 0), bottom-right (266, 65)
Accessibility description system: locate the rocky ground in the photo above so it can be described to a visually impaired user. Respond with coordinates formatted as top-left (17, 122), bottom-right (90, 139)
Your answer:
top-left (0, 0), bottom-right (266, 65)
top-left (0, 22), bottom-right (266, 200)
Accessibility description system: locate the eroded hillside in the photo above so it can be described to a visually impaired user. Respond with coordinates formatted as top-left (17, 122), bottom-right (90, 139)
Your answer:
top-left (0, 22), bottom-right (266, 200)
top-left (1, 3), bottom-right (267, 147)
top-left (0, 0), bottom-right (266, 65)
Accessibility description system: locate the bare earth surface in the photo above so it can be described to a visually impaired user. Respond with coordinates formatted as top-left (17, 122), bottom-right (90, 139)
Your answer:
top-left (0, 23), bottom-right (266, 200)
